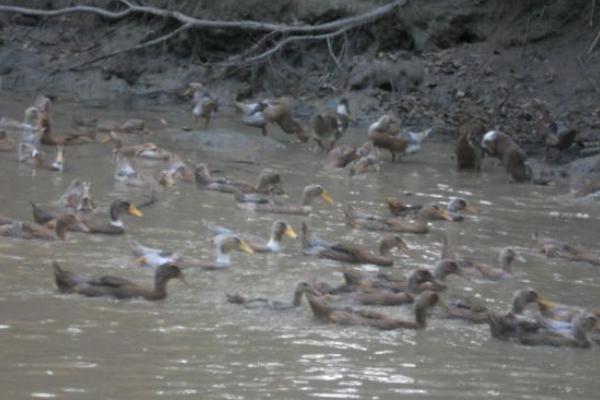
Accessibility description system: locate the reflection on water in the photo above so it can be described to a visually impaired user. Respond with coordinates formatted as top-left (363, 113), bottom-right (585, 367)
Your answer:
top-left (0, 93), bottom-right (599, 399)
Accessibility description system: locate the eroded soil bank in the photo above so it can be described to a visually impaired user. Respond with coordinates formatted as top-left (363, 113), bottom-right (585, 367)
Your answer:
top-left (0, 0), bottom-right (599, 162)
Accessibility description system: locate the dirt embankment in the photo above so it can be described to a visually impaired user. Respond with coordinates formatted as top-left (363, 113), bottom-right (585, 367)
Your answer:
top-left (0, 0), bottom-right (599, 161)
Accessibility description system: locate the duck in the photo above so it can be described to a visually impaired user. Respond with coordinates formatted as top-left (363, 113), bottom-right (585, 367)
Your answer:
top-left (185, 82), bottom-right (218, 128)
top-left (348, 151), bottom-right (382, 176)
top-left (455, 119), bottom-right (485, 170)
top-left (533, 233), bottom-right (600, 266)
top-left (326, 144), bottom-right (360, 168)
top-left (311, 98), bottom-right (351, 151)
top-left (368, 115), bottom-right (406, 162)
top-left (0, 213), bottom-right (89, 240)
top-left (131, 234), bottom-right (254, 270)
top-left (235, 98), bottom-right (270, 136)
top-left (306, 288), bottom-right (439, 330)
top-left (481, 130), bottom-right (532, 183)
top-left (328, 267), bottom-right (447, 296)
top-left (78, 181), bottom-right (96, 212)
top-left (264, 96), bottom-right (308, 142)
top-left (81, 200), bottom-right (143, 235)
top-left (487, 288), bottom-right (547, 341)
top-left (210, 220), bottom-right (297, 253)
top-left (58, 179), bottom-right (95, 211)
top-left (226, 282), bottom-right (312, 310)
top-left (195, 163), bottom-right (282, 194)
top-left (114, 155), bottom-right (157, 188)
top-left (234, 184), bottom-right (333, 215)
top-left (34, 96), bottom-right (88, 146)
top-left (0, 130), bottom-right (15, 152)
top-left (53, 261), bottom-right (184, 301)
top-left (534, 296), bottom-right (600, 331)
top-left (164, 153), bottom-right (194, 183)
top-left (344, 204), bottom-right (452, 234)
top-left (105, 131), bottom-right (171, 160)
top-left (301, 222), bottom-right (411, 267)
top-left (387, 196), bottom-right (477, 221)
top-left (517, 311), bottom-right (598, 348)
top-left (466, 248), bottom-right (526, 281)
top-left (32, 199), bottom-right (143, 235)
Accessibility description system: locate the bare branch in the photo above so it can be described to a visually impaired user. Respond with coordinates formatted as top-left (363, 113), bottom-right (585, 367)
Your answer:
top-left (0, 0), bottom-right (407, 34)
top-left (65, 23), bottom-right (193, 72)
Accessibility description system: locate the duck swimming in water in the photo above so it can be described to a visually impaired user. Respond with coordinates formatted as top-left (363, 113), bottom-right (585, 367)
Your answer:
top-left (226, 282), bottom-right (312, 310)
top-left (234, 184), bottom-right (333, 216)
top-left (32, 199), bottom-right (142, 235)
top-left (209, 220), bottom-right (297, 253)
top-left (533, 233), bottom-right (600, 267)
top-left (301, 222), bottom-right (411, 267)
top-left (131, 234), bottom-right (253, 270)
top-left (387, 196), bottom-right (477, 222)
top-left (517, 311), bottom-right (598, 348)
top-left (306, 288), bottom-right (439, 330)
top-left (345, 204), bottom-right (452, 234)
top-left (53, 261), bottom-right (184, 301)
top-left (0, 213), bottom-right (89, 240)
top-left (487, 288), bottom-right (547, 341)
top-left (195, 164), bottom-right (282, 195)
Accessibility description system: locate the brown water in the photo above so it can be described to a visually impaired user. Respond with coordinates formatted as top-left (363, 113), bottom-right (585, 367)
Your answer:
top-left (1, 92), bottom-right (599, 399)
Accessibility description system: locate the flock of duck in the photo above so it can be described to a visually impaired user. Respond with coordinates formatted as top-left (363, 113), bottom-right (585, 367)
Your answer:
top-left (1, 84), bottom-right (599, 351)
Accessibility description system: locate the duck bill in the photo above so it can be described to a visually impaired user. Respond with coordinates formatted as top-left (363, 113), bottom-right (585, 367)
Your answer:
top-left (536, 295), bottom-right (554, 309)
top-left (515, 253), bottom-right (527, 263)
top-left (128, 205), bottom-right (144, 217)
top-left (321, 191), bottom-right (334, 205)
top-left (183, 87), bottom-right (194, 97)
top-left (464, 204), bottom-right (478, 214)
top-left (239, 240), bottom-right (255, 254)
top-left (285, 225), bottom-right (297, 239)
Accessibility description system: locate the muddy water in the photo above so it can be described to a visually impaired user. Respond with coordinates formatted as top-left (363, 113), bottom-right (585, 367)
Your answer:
top-left (1, 92), bottom-right (599, 400)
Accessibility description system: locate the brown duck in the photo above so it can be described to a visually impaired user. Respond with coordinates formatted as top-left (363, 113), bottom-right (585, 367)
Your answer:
top-left (481, 130), bottom-right (531, 183)
top-left (53, 261), bottom-right (184, 301)
top-left (234, 184), bottom-right (333, 215)
top-left (301, 222), bottom-right (411, 267)
top-left (344, 204), bottom-right (452, 234)
top-left (195, 164), bottom-right (282, 194)
top-left (226, 282), bottom-right (312, 310)
top-left (0, 213), bottom-right (89, 240)
top-left (455, 119), bottom-right (485, 170)
top-left (534, 233), bottom-right (600, 267)
top-left (306, 288), bottom-right (439, 330)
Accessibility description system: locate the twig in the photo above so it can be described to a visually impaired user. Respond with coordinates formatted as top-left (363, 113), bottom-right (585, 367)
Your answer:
top-left (588, 28), bottom-right (600, 55)
top-left (0, 0), bottom-right (407, 35)
top-left (577, 52), bottom-right (600, 95)
top-left (233, 27), bottom-right (353, 66)
top-left (64, 22), bottom-right (192, 72)
top-left (327, 36), bottom-right (344, 73)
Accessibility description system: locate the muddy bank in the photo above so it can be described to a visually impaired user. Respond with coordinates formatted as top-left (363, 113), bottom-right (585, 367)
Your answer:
top-left (0, 0), bottom-right (599, 161)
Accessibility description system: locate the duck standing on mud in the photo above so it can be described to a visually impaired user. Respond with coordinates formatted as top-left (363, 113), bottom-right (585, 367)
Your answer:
top-left (185, 82), bottom-right (218, 128)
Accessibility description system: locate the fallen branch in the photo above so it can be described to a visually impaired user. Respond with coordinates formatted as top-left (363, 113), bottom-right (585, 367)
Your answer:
top-left (0, 0), bottom-right (408, 69)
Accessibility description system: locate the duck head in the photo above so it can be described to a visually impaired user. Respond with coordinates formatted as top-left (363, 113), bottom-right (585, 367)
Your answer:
top-left (302, 184), bottom-right (334, 206)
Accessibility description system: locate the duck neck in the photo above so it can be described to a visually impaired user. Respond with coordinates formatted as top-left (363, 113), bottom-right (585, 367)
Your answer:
top-left (267, 225), bottom-right (284, 252)
top-left (214, 246), bottom-right (231, 267)
top-left (292, 287), bottom-right (305, 306)
top-left (500, 254), bottom-right (513, 273)
top-left (151, 276), bottom-right (169, 300)
top-left (414, 304), bottom-right (429, 328)
top-left (301, 192), bottom-right (313, 206)
top-left (109, 203), bottom-right (123, 225)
